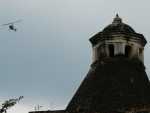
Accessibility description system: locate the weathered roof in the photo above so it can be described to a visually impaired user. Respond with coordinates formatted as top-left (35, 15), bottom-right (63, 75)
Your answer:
top-left (66, 57), bottom-right (150, 112)
top-left (103, 14), bottom-right (135, 34)
top-left (89, 14), bottom-right (147, 46)
top-left (102, 23), bottom-right (135, 34)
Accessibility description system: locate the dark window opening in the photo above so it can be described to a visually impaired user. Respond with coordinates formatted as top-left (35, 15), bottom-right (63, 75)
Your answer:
top-left (139, 48), bottom-right (143, 55)
top-left (109, 45), bottom-right (114, 57)
top-left (125, 45), bottom-right (131, 57)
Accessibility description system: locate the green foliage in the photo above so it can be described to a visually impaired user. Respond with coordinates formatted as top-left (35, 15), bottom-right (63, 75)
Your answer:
top-left (0, 96), bottom-right (23, 113)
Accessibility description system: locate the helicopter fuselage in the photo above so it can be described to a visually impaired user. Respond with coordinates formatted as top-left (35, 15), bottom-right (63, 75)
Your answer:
top-left (9, 25), bottom-right (17, 31)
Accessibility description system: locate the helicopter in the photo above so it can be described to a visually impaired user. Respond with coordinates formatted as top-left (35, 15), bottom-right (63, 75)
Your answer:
top-left (1, 19), bottom-right (22, 32)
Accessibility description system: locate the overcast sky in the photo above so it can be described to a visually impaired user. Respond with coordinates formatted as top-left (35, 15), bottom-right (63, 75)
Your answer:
top-left (0, 0), bottom-right (150, 113)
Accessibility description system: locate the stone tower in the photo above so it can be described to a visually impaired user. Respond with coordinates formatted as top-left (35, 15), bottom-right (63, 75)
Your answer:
top-left (90, 14), bottom-right (146, 63)
top-left (66, 14), bottom-right (150, 113)
top-left (30, 15), bottom-right (150, 113)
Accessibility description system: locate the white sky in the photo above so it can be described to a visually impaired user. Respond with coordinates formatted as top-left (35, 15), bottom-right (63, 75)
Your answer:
top-left (0, 0), bottom-right (150, 113)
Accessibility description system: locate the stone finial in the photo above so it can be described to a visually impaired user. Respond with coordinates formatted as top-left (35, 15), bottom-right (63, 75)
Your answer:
top-left (116, 13), bottom-right (119, 18)
top-left (112, 14), bottom-right (122, 24)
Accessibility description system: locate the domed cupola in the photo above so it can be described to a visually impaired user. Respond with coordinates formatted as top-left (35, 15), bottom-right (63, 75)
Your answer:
top-left (90, 14), bottom-right (147, 63)
top-left (103, 14), bottom-right (135, 34)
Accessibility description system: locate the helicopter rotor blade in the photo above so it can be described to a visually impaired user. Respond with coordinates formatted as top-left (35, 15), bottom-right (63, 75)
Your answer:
top-left (0, 26), bottom-right (7, 30)
top-left (1, 19), bottom-right (22, 26)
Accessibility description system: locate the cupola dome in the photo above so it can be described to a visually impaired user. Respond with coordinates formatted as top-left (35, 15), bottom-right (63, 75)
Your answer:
top-left (103, 14), bottom-right (135, 34)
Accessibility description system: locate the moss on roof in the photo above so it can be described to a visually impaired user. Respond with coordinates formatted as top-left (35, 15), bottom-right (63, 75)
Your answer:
top-left (66, 57), bottom-right (150, 112)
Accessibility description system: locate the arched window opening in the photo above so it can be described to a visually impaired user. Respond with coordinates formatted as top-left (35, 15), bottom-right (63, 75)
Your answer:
top-left (109, 44), bottom-right (114, 57)
top-left (125, 45), bottom-right (131, 57)
top-left (139, 48), bottom-right (143, 55)
top-left (98, 45), bottom-right (106, 58)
